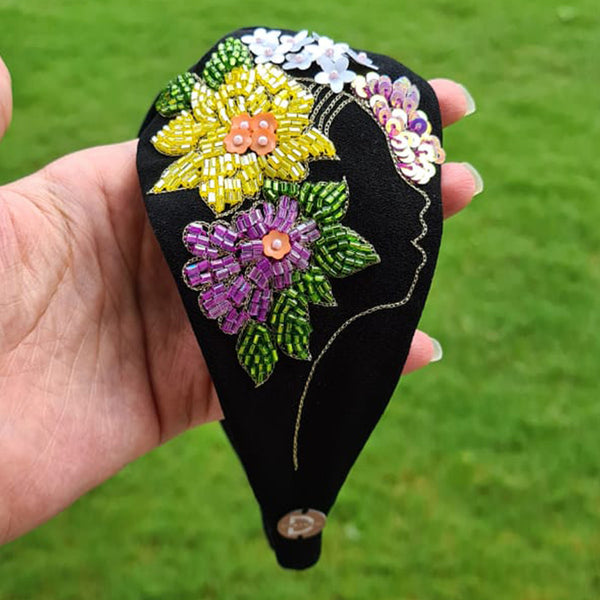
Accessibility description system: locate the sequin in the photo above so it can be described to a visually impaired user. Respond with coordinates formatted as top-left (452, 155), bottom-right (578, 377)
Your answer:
top-left (351, 72), bottom-right (445, 185)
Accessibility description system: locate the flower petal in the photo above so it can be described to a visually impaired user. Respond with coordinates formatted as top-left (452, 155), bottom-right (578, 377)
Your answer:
top-left (191, 80), bottom-right (220, 124)
top-left (248, 287), bottom-right (272, 322)
top-left (209, 223), bottom-right (239, 252)
top-left (271, 257), bottom-right (294, 289)
top-left (334, 55), bottom-right (350, 73)
top-left (271, 195), bottom-right (299, 232)
top-left (248, 257), bottom-right (273, 290)
top-left (288, 241), bottom-right (312, 270)
top-left (236, 205), bottom-right (268, 239)
top-left (200, 283), bottom-right (232, 320)
top-left (151, 111), bottom-right (206, 156)
top-left (289, 219), bottom-right (320, 244)
top-left (278, 128), bottom-right (336, 162)
top-left (151, 151), bottom-right (204, 193)
top-left (226, 275), bottom-right (253, 307)
top-left (242, 28), bottom-right (267, 44)
top-left (210, 254), bottom-right (241, 282)
top-left (329, 78), bottom-right (345, 93)
top-left (314, 71), bottom-right (330, 85)
top-left (238, 153), bottom-right (264, 197)
top-left (275, 114), bottom-right (311, 140)
top-left (221, 307), bottom-right (250, 335)
top-left (183, 221), bottom-right (211, 256)
top-left (183, 258), bottom-right (213, 289)
top-left (342, 69), bottom-right (357, 83)
top-left (259, 147), bottom-right (308, 181)
top-left (238, 239), bottom-right (264, 263)
top-left (199, 158), bottom-right (245, 213)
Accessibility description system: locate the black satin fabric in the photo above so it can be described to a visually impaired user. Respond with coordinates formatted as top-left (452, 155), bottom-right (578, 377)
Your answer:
top-left (137, 27), bottom-right (443, 569)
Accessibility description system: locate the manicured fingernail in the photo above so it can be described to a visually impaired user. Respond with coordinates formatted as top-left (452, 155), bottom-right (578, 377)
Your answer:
top-left (462, 162), bottom-right (484, 196)
top-left (458, 84), bottom-right (476, 116)
top-left (430, 337), bottom-right (443, 363)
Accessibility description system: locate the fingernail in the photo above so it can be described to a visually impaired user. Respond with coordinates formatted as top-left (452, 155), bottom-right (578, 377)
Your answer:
top-left (458, 84), bottom-right (476, 116)
top-left (462, 162), bottom-right (484, 196)
top-left (430, 337), bottom-right (443, 363)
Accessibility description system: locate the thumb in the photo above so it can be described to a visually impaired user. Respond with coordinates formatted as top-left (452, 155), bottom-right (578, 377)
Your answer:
top-left (0, 56), bottom-right (13, 141)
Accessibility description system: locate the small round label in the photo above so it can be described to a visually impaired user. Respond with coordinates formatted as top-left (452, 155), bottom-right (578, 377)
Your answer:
top-left (277, 509), bottom-right (327, 540)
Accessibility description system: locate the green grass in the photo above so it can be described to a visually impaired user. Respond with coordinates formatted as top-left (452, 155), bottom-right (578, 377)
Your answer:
top-left (1, 0), bottom-right (599, 598)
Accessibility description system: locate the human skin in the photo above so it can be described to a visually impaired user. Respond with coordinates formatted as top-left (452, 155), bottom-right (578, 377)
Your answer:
top-left (0, 56), bottom-right (481, 543)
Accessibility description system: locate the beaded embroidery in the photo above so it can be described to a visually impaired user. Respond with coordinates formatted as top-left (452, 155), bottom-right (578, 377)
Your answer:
top-left (148, 31), bottom-right (443, 389)
top-left (150, 40), bottom-right (337, 214)
top-left (146, 29), bottom-right (446, 470)
top-left (155, 72), bottom-right (198, 117)
top-left (351, 72), bottom-right (445, 185)
top-left (182, 178), bottom-right (379, 385)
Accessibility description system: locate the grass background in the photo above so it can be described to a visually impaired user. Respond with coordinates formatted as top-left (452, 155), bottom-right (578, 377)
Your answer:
top-left (0, 0), bottom-right (599, 598)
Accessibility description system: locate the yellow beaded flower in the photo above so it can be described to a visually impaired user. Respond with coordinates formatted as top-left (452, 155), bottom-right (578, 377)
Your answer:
top-left (150, 63), bottom-right (337, 214)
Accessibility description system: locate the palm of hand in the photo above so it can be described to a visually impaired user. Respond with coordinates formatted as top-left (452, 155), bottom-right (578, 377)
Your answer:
top-left (0, 142), bottom-right (221, 539)
top-left (0, 55), bottom-right (477, 543)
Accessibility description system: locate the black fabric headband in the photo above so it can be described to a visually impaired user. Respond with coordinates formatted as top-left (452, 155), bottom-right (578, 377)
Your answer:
top-left (136, 27), bottom-right (444, 569)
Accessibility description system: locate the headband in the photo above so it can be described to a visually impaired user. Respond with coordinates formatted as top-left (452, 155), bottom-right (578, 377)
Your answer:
top-left (136, 27), bottom-right (444, 569)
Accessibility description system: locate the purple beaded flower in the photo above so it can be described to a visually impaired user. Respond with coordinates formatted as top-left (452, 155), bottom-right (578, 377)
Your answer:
top-left (182, 179), bottom-right (380, 386)
top-left (183, 196), bottom-right (320, 335)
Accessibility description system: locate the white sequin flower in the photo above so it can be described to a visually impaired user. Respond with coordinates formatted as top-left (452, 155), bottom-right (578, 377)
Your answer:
top-left (253, 39), bottom-right (292, 64)
top-left (347, 48), bottom-right (379, 69)
top-left (314, 56), bottom-right (357, 93)
top-left (241, 28), bottom-right (282, 55)
top-left (242, 28), bottom-right (378, 84)
top-left (283, 48), bottom-right (315, 70)
top-left (279, 29), bottom-right (313, 52)
top-left (308, 34), bottom-right (350, 64)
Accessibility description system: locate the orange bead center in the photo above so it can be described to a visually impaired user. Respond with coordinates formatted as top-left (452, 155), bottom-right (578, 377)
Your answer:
top-left (224, 112), bottom-right (279, 156)
top-left (262, 230), bottom-right (291, 260)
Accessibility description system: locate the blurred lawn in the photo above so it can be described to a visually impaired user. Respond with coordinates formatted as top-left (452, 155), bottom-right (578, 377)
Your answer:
top-left (1, 0), bottom-right (599, 598)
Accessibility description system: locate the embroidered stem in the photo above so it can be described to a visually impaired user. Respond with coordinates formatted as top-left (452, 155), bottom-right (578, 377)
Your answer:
top-left (322, 96), bottom-right (354, 137)
top-left (292, 94), bottom-right (433, 470)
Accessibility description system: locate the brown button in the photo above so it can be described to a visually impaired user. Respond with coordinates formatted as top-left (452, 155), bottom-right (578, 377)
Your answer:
top-left (277, 509), bottom-right (327, 540)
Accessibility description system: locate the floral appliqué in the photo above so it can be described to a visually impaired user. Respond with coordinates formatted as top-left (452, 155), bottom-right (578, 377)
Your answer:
top-left (148, 30), bottom-right (444, 386)
top-left (352, 72), bottom-right (445, 185)
top-left (182, 179), bottom-right (380, 385)
top-left (242, 28), bottom-right (378, 91)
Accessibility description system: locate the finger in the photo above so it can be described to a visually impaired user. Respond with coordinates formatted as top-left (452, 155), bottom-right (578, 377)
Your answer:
top-left (429, 78), bottom-right (476, 128)
top-left (442, 162), bottom-right (484, 219)
top-left (0, 56), bottom-right (13, 140)
top-left (402, 330), bottom-right (443, 375)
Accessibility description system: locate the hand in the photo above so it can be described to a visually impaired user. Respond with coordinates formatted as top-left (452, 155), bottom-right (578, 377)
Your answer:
top-left (0, 56), bottom-right (481, 543)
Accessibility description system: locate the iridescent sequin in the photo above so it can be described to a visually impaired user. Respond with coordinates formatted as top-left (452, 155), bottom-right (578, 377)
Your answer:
top-left (352, 72), bottom-right (445, 185)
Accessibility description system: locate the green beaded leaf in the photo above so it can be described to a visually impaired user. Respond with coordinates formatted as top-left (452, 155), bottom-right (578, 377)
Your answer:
top-left (268, 289), bottom-right (312, 360)
top-left (292, 266), bottom-right (337, 307)
top-left (155, 72), bottom-right (197, 117)
top-left (314, 223), bottom-right (381, 278)
top-left (202, 37), bottom-right (254, 90)
top-left (262, 179), bottom-right (301, 203)
top-left (298, 180), bottom-right (349, 224)
top-left (236, 321), bottom-right (278, 387)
